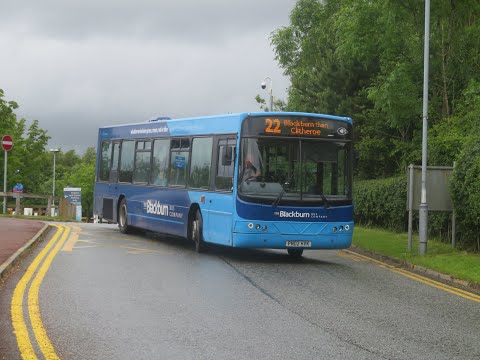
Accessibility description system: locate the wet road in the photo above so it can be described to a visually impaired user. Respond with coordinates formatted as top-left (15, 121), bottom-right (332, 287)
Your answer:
top-left (1, 223), bottom-right (479, 359)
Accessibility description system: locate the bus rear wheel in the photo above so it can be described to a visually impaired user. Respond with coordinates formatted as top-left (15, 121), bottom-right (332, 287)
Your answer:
top-left (192, 210), bottom-right (206, 253)
top-left (118, 199), bottom-right (132, 234)
top-left (287, 248), bottom-right (303, 258)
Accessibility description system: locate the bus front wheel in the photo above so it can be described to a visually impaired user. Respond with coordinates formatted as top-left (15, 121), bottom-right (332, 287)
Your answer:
top-left (287, 248), bottom-right (303, 258)
top-left (192, 210), bottom-right (206, 253)
top-left (118, 199), bottom-right (132, 234)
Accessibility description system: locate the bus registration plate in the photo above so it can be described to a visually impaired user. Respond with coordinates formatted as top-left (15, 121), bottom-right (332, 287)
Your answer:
top-left (286, 240), bottom-right (311, 247)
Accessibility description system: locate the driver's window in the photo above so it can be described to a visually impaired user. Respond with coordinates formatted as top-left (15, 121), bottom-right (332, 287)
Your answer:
top-left (241, 138), bottom-right (263, 182)
top-left (216, 138), bottom-right (236, 191)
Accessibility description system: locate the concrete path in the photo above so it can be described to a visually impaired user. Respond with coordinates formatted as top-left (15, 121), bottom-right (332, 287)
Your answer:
top-left (0, 218), bottom-right (47, 279)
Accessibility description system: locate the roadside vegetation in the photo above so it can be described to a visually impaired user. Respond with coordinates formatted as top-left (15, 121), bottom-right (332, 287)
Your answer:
top-left (268, 0), bottom-right (480, 251)
top-left (353, 226), bottom-right (480, 285)
top-left (0, 89), bottom-right (96, 217)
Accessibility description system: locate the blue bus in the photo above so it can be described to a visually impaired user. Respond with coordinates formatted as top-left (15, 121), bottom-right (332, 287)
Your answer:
top-left (94, 112), bottom-right (353, 257)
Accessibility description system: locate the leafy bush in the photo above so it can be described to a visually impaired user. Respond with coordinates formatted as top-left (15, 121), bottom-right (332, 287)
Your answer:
top-left (354, 176), bottom-right (407, 231)
top-left (450, 137), bottom-right (480, 250)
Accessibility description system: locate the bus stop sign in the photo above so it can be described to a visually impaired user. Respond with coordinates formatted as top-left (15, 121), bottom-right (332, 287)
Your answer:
top-left (1, 135), bottom-right (13, 151)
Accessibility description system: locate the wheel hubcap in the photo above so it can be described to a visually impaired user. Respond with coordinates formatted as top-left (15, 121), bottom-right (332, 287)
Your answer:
top-left (192, 220), bottom-right (198, 242)
top-left (120, 206), bottom-right (126, 227)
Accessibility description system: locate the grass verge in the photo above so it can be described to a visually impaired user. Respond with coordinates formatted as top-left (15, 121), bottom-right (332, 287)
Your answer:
top-left (353, 226), bottom-right (480, 285)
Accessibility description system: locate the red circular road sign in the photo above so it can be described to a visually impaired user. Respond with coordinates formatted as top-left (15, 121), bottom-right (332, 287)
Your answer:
top-left (1, 135), bottom-right (13, 151)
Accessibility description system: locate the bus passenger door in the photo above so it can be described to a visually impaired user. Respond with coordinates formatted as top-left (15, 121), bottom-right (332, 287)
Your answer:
top-left (205, 136), bottom-right (236, 246)
top-left (104, 141), bottom-right (120, 222)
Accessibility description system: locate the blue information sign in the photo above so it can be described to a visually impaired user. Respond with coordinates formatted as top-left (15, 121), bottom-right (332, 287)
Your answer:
top-left (175, 155), bottom-right (186, 169)
top-left (64, 187), bottom-right (82, 206)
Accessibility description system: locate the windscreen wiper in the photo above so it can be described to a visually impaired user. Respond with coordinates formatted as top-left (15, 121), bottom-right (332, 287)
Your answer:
top-left (272, 188), bottom-right (285, 207)
top-left (319, 193), bottom-right (330, 208)
top-left (272, 173), bottom-right (295, 206)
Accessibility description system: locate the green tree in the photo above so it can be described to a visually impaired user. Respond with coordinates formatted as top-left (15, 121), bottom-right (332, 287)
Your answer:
top-left (59, 147), bottom-right (96, 219)
top-left (271, 0), bottom-right (480, 178)
top-left (14, 120), bottom-right (51, 193)
top-left (1, 89), bottom-right (50, 193)
top-left (254, 95), bottom-right (287, 112)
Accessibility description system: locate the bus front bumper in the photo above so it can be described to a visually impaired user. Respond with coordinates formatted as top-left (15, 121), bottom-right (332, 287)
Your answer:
top-left (232, 221), bottom-right (353, 250)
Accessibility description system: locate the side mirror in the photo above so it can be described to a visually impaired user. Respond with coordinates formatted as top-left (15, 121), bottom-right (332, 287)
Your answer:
top-left (221, 146), bottom-right (235, 166)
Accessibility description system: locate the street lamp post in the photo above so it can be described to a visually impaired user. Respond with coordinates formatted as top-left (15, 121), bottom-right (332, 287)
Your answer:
top-left (50, 149), bottom-right (60, 216)
top-left (261, 76), bottom-right (273, 112)
top-left (419, 0), bottom-right (430, 256)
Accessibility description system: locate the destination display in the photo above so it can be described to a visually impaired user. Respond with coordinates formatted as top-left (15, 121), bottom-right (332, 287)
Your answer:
top-left (242, 116), bottom-right (352, 139)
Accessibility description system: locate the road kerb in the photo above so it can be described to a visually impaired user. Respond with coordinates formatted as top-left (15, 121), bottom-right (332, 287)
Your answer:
top-left (0, 223), bottom-right (50, 280)
top-left (348, 245), bottom-right (480, 295)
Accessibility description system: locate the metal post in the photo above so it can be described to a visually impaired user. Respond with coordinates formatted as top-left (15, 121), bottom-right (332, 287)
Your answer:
top-left (3, 150), bottom-right (7, 214)
top-left (408, 165), bottom-right (414, 252)
top-left (50, 149), bottom-right (59, 216)
top-left (452, 161), bottom-right (456, 248)
top-left (52, 152), bottom-right (56, 213)
top-left (262, 76), bottom-right (273, 112)
top-left (47, 196), bottom-right (52, 216)
top-left (15, 193), bottom-right (21, 215)
top-left (452, 210), bottom-right (456, 248)
top-left (269, 86), bottom-right (274, 113)
top-left (419, 0), bottom-right (430, 256)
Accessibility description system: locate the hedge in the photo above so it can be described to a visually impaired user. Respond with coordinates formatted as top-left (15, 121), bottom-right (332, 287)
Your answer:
top-left (354, 176), bottom-right (407, 231)
top-left (450, 136), bottom-right (480, 250)
top-left (354, 176), bottom-right (452, 244)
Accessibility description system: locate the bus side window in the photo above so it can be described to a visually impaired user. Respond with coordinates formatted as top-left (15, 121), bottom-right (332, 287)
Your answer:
top-left (189, 137), bottom-right (213, 189)
top-left (221, 145), bottom-right (234, 166)
top-left (151, 139), bottom-right (169, 186)
top-left (169, 138), bottom-right (190, 187)
top-left (133, 141), bottom-right (152, 183)
top-left (99, 141), bottom-right (112, 181)
top-left (119, 140), bottom-right (135, 183)
top-left (109, 142), bottom-right (120, 183)
top-left (216, 138), bottom-right (235, 191)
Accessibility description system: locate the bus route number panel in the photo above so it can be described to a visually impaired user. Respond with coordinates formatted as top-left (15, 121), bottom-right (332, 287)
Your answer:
top-left (242, 116), bottom-right (352, 140)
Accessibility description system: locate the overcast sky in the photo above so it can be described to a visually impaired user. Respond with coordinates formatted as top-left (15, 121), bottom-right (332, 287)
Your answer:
top-left (0, 0), bottom-right (295, 153)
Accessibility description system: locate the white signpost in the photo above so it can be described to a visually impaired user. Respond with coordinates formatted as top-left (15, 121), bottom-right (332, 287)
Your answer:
top-left (64, 187), bottom-right (82, 221)
top-left (2, 135), bottom-right (13, 214)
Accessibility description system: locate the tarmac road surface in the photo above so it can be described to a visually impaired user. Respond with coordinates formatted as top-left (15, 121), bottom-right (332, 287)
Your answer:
top-left (0, 222), bottom-right (479, 359)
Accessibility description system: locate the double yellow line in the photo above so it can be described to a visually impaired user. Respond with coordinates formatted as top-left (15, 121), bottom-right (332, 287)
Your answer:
top-left (343, 250), bottom-right (480, 303)
top-left (11, 225), bottom-right (71, 360)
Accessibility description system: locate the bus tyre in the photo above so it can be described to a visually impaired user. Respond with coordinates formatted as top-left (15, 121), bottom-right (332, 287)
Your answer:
top-left (192, 210), bottom-right (206, 253)
top-left (287, 248), bottom-right (303, 258)
top-left (118, 199), bottom-right (132, 234)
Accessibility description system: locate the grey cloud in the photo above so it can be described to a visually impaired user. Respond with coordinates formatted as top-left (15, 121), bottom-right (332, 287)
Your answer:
top-left (1, 1), bottom-right (295, 153)
top-left (0, 1), bottom-right (295, 43)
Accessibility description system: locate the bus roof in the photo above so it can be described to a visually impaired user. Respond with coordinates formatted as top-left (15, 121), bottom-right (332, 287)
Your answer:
top-left (98, 112), bottom-right (352, 140)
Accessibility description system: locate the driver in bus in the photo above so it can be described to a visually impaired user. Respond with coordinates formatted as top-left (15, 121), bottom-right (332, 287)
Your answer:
top-left (242, 157), bottom-right (261, 181)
